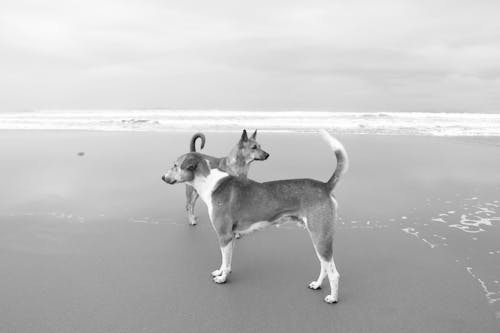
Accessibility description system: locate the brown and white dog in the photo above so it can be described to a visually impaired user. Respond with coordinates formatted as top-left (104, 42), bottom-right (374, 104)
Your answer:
top-left (162, 129), bottom-right (348, 304)
top-left (184, 130), bottom-right (269, 225)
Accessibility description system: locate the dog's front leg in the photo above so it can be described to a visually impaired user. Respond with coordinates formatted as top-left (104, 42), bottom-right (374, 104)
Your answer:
top-left (212, 236), bottom-right (235, 284)
top-left (185, 185), bottom-right (199, 225)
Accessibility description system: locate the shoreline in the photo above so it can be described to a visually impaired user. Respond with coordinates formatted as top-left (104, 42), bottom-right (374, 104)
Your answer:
top-left (1, 110), bottom-right (500, 136)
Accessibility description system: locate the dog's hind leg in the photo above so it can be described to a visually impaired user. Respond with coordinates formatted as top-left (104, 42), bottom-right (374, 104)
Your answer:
top-left (185, 184), bottom-right (199, 225)
top-left (306, 213), bottom-right (339, 303)
top-left (323, 255), bottom-right (340, 303)
top-left (310, 237), bottom-right (339, 303)
top-left (312, 245), bottom-right (339, 303)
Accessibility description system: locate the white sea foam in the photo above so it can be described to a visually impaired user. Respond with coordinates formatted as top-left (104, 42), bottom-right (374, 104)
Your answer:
top-left (1, 110), bottom-right (500, 136)
top-left (465, 266), bottom-right (500, 305)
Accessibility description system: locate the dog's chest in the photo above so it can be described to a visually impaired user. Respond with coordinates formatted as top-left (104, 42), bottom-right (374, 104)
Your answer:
top-left (192, 168), bottom-right (229, 216)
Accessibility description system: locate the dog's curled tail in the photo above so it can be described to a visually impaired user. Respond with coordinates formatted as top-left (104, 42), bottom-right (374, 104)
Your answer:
top-left (190, 133), bottom-right (206, 152)
top-left (319, 129), bottom-right (349, 193)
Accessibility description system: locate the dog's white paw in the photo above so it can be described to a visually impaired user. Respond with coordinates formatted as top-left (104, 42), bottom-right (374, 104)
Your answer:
top-left (211, 269), bottom-right (223, 277)
top-left (324, 295), bottom-right (338, 304)
top-left (188, 216), bottom-right (198, 226)
top-left (213, 274), bottom-right (228, 284)
top-left (235, 233), bottom-right (241, 239)
top-left (308, 281), bottom-right (322, 290)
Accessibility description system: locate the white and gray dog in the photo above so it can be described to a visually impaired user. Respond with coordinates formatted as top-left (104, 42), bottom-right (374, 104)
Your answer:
top-left (162, 129), bottom-right (348, 303)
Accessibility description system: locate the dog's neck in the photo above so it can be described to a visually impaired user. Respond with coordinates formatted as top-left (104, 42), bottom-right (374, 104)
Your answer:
top-left (189, 167), bottom-right (229, 204)
top-left (220, 148), bottom-right (250, 177)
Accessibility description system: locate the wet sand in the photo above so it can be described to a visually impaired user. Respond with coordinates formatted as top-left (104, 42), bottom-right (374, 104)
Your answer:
top-left (0, 131), bottom-right (499, 332)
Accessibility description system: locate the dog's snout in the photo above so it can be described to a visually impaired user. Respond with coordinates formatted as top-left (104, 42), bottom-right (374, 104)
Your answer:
top-left (162, 174), bottom-right (177, 184)
top-left (264, 152), bottom-right (270, 160)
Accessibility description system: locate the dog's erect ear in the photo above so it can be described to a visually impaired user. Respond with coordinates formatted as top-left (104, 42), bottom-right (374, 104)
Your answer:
top-left (251, 130), bottom-right (257, 139)
top-left (240, 129), bottom-right (248, 142)
top-left (181, 157), bottom-right (198, 171)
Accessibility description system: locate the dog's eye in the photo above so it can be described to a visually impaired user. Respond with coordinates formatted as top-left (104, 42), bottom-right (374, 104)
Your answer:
top-left (251, 145), bottom-right (257, 149)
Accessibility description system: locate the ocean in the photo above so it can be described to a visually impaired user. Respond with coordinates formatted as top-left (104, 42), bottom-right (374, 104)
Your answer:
top-left (1, 110), bottom-right (500, 136)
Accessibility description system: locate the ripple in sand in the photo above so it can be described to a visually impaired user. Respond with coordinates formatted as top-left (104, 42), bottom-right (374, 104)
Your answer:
top-left (401, 195), bottom-right (500, 315)
top-left (128, 216), bottom-right (184, 226)
top-left (338, 219), bottom-right (388, 230)
top-left (1, 211), bottom-right (86, 223)
top-left (465, 266), bottom-right (500, 305)
top-left (429, 199), bottom-right (500, 234)
top-left (401, 227), bottom-right (437, 248)
top-left (449, 213), bottom-right (499, 233)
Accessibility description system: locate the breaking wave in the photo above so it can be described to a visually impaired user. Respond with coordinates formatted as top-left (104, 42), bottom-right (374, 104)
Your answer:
top-left (1, 110), bottom-right (500, 136)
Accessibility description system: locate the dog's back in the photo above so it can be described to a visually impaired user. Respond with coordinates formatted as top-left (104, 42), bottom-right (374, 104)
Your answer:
top-left (211, 176), bottom-right (333, 229)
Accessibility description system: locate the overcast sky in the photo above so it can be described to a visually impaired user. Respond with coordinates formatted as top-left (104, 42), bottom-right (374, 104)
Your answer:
top-left (1, 0), bottom-right (499, 112)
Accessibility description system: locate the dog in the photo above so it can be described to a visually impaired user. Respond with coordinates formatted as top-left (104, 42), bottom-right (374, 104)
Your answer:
top-left (162, 129), bottom-right (348, 304)
top-left (184, 130), bottom-right (269, 225)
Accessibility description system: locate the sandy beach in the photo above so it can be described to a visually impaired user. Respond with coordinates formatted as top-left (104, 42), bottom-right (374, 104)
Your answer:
top-left (1, 130), bottom-right (499, 332)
